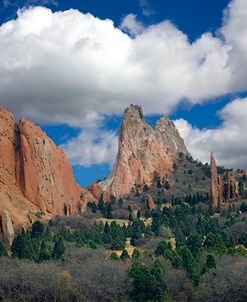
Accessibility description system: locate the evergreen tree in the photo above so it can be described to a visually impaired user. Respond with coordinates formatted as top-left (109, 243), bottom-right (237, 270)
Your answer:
top-left (155, 240), bottom-right (170, 256)
top-left (213, 234), bottom-right (228, 254)
top-left (110, 252), bottom-right (120, 261)
top-left (132, 248), bottom-right (141, 260)
top-left (128, 261), bottom-right (165, 302)
top-left (120, 249), bottom-right (130, 260)
top-left (208, 205), bottom-right (214, 216)
top-left (98, 194), bottom-right (105, 214)
top-left (129, 212), bottom-right (134, 221)
top-left (106, 203), bottom-right (113, 219)
top-left (128, 205), bottom-right (133, 213)
top-left (0, 241), bottom-right (8, 257)
top-left (178, 246), bottom-right (195, 276)
top-left (31, 221), bottom-right (45, 239)
top-left (39, 240), bottom-right (51, 262)
top-left (187, 233), bottom-right (202, 257)
top-left (164, 250), bottom-right (182, 269)
top-left (137, 210), bottom-right (141, 219)
top-left (52, 237), bottom-right (65, 260)
top-left (238, 181), bottom-right (245, 196)
top-left (239, 233), bottom-right (247, 247)
top-left (206, 254), bottom-right (216, 269)
top-left (111, 238), bottom-right (125, 250)
top-left (11, 230), bottom-right (37, 261)
top-left (118, 198), bottom-right (123, 208)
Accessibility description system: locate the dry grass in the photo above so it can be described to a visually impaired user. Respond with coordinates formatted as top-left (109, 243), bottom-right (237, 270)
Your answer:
top-left (97, 218), bottom-right (130, 226)
top-left (98, 217), bottom-right (152, 226)
top-left (115, 238), bottom-right (135, 257)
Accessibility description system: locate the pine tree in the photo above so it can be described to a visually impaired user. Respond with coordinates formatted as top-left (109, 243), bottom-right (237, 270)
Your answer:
top-left (98, 194), bottom-right (105, 213)
top-left (11, 230), bottom-right (37, 261)
top-left (120, 249), bottom-right (130, 260)
top-left (110, 252), bottom-right (120, 261)
top-left (31, 221), bottom-right (45, 239)
top-left (155, 240), bottom-right (170, 256)
top-left (206, 254), bottom-right (216, 269)
top-left (129, 212), bottom-right (134, 221)
top-left (132, 248), bottom-right (141, 259)
top-left (178, 246), bottom-right (195, 276)
top-left (118, 198), bottom-right (123, 208)
top-left (0, 241), bottom-right (8, 257)
top-left (39, 240), bottom-right (51, 262)
top-left (187, 233), bottom-right (202, 257)
top-left (52, 237), bottom-right (65, 260)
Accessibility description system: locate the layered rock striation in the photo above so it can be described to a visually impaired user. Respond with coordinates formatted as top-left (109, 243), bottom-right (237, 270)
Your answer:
top-left (0, 106), bottom-right (95, 238)
top-left (100, 105), bottom-right (190, 196)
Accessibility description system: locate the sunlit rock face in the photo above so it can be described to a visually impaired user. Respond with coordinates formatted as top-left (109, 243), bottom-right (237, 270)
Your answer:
top-left (100, 105), bottom-right (190, 196)
top-left (0, 106), bottom-right (96, 233)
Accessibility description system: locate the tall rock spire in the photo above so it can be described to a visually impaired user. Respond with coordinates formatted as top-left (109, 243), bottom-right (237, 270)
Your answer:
top-left (100, 104), bottom-right (190, 196)
top-left (210, 152), bottom-right (223, 206)
top-left (210, 152), bottom-right (219, 206)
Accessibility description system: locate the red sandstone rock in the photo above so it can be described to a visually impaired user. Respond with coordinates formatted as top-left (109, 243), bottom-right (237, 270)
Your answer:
top-left (88, 182), bottom-right (110, 203)
top-left (146, 195), bottom-right (155, 210)
top-left (210, 153), bottom-right (239, 206)
top-left (0, 106), bottom-right (96, 234)
top-left (210, 152), bottom-right (221, 206)
top-left (1, 210), bottom-right (15, 247)
top-left (100, 105), bottom-right (189, 196)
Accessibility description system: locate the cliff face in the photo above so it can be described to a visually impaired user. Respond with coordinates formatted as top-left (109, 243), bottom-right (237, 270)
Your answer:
top-left (100, 105), bottom-right (190, 196)
top-left (210, 152), bottom-right (239, 206)
top-left (0, 106), bottom-right (95, 236)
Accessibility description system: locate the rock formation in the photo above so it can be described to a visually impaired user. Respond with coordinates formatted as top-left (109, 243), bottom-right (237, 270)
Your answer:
top-left (88, 182), bottom-right (110, 203)
top-left (210, 152), bottom-right (239, 205)
top-left (146, 195), bottom-right (155, 210)
top-left (100, 105), bottom-right (190, 196)
top-left (0, 106), bottom-right (96, 237)
top-left (1, 210), bottom-right (15, 247)
top-left (210, 152), bottom-right (222, 206)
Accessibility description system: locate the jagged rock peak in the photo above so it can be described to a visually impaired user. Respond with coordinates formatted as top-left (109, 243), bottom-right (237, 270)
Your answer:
top-left (100, 104), bottom-right (190, 196)
top-left (124, 104), bottom-right (144, 119)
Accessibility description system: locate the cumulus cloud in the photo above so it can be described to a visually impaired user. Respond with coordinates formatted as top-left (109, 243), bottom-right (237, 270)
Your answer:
top-left (0, 0), bottom-right (246, 126)
top-left (3, 0), bottom-right (57, 8)
top-left (174, 97), bottom-right (247, 169)
top-left (120, 14), bottom-right (144, 37)
top-left (61, 127), bottom-right (118, 167)
top-left (1, 0), bottom-right (247, 167)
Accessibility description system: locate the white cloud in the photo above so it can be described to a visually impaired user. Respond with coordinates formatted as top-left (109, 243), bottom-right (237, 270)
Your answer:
top-left (174, 97), bottom-right (247, 169)
top-left (138, 0), bottom-right (155, 17)
top-left (120, 14), bottom-right (144, 37)
top-left (61, 127), bottom-right (118, 166)
top-left (0, 1), bottom-right (246, 126)
top-left (1, 0), bottom-right (247, 167)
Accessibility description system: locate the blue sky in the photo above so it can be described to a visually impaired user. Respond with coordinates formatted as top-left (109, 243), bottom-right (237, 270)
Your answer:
top-left (1, 0), bottom-right (247, 187)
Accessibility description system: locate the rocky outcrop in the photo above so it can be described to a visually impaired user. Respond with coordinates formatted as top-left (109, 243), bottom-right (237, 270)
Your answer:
top-left (100, 105), bottom-right (190, 196)
top-left (1, 210), bottom-right (15, 247)
top-left (0, 106), bottom-right (96, 233)
top-left (210, 152), bottom-right (222, 206)
top-left (146, 195), bottom-right (155, 210)
top-left (88, 182), bottom-right (110, 203)
top-left (210, 152), bottom-right (239, 205)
